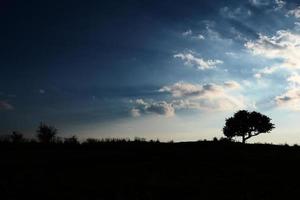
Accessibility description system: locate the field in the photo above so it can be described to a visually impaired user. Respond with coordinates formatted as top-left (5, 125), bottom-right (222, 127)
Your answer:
top-left (1, 140), bottom-right (299, 200)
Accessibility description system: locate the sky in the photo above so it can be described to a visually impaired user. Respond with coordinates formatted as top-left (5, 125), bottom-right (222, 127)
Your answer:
top-left (2, 0), bottom-right (300, 143)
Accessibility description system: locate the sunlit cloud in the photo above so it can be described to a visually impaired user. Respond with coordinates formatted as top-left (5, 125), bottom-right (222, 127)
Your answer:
top-left (160, 81), bottom-right (251, 112)
top-left (131, 99), bottom-right (175, 117)
top-left (223, 81), bottom-right (241, 89)
top-left (160, 81), bottom-right (241, 98)
top-left (275, 72), bottom-right (300, 111)
top-left (287, 73), bottom-right (300, 85)
top-left (130, 108), bottom-right (141, 117)
top-left (275, 87), bottom-right (300, 110)
top-left (246, 30), bottom-right (300, 76)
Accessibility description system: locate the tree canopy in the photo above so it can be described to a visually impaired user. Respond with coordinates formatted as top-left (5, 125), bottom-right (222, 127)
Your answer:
top-left (223, 110), bottom-right (275, 143)
top-left (36, 122), bottom-right (58, 143)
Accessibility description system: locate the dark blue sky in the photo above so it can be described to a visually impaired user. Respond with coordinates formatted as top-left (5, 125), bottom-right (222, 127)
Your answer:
top-left (1, 0), bottom-right (300, 143)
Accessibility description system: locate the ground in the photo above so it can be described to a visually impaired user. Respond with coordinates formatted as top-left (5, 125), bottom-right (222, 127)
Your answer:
top-left (0, 140), bottom-right (299, 199)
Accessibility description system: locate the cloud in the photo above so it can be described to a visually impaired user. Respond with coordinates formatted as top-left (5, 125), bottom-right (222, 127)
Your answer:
top-left (287, 73), bottom-right (300, 85)
top-left (287, 6), bottom-right (300, 18)
top-left (245, 30), bottom-right (300, 73)
top-left (174, 53), bottom-right (223, 70)
top-left (182, 30), bottom-right (205, 40)
top-left (194, 34), bottom-right (205, 40)
top-left (159, 81), bottom-right (249, 112)
top-left (131, 99), bottom-right (175, 117)
top-left (0, 101), bottom-right (14, 111)
top-left (130, 81), bottom-right (251, 117)
top-left (220, 6), bottom-right (252, 19)
top-left (171, 97), bottom-right (248, 112)
top-left (275, 87), bottom-right (300, 110)
top-left (182, 29), bottom-right (192, 36)
top-left (249, 0), bottom-right (270, 6)
top-left (130, 108), bottom-right (141, 117)
top-left (274, 0), bottom-right (285, 10)
top-left (223, 81), bottom-right (241, 89)
top-left (159, 82), bottom-right (203, 97)
top-left (253, 65), bottom-right (280, 78)
top-left (275, 72), bottom-right (300, 110)
top-left (160, 81), bottom-right (241, 98)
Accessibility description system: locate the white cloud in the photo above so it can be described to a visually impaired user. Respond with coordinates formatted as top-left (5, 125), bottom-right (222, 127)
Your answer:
top-left (182, 29), bottom-right (192, 36)
top-left (192, 34), bottom-right (205, 40)
top-left (287, 6), bottom-right (300, 18)
top-left (220, 6), bottom-right (252, 19)
top-left (249, 0), bottom-right (270, 6)
top-left (174, 53), bottom-right (223, 70)
top-left (182, 29), bottom-right (205, 40)
top-left (275, 87), bottom-right (300, 110)
top-left (160, 81), bottom-right (241, 98)
top-left (159, 82), bottom-right (203, 97)
top-left (130, 81), bottom-right (251, 116)
top-left (0, 101), bottom-right (14, 111)
top-left (275, 72), bottom-right (300, 111)
top-left (171, 96), bottom-right (248, 112)
top-left (245, 30), bottom-right (300, 72)
top-left (147, 101), bottom-right (175, 117)
top-left (253, 65), bottom-right (280, 78)
top-left (131, 99), bottom-right (175, 117)
top-left (130, 108), bottom-right (141, 117)
top-left (274, 0), bottom-right (285, 10)
top-left (246, 19), bottom-right (300, 111)
top-left (225, 51), bottom-right (240, 58)
top-left (223, 81), bottom-right (241, 89)
top-left (159, 81), bottom-right (249, 112)
top-left (287, 73), bottom-right (300, 85)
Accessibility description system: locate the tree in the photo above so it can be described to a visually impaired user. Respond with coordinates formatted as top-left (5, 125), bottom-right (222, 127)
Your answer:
top-left (64, 135), bottom-right (79, 145)
top-left (10, 131), bottom-right (25, 143)
top-left (36, 122), bottom-right (58, 143)
top-left (223, 110), bottom-right (275, 143)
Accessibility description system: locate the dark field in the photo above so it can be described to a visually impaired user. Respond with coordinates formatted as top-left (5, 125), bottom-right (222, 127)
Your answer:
top-left (1, 141), bottom-right (300, 200)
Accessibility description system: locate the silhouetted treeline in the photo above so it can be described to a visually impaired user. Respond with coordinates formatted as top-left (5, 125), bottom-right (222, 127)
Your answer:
top-left (0, 123), bottom-right (165, 145)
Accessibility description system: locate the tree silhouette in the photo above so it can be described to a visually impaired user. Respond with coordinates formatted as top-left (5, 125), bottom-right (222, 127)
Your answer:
top-left (223, 110), bottom-right (275, 143)
top-left (36, 122), bottom-right (58, 143)
top-left (10, 131), bottom-right (25, 143)
top-left (64, 135), bottom-right (79, 145)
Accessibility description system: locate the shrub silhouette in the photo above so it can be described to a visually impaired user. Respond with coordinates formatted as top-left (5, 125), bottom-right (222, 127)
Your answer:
top-left (84, 138), bottom-right (101, 145)
top-left (223, 110), bottom-right (275, 143)
top-left (64, 135), bottom-right (79, 145)
top-left (10, 131), bottom-right (25, 143)
top-left (36, 122), bottom-right (58, 143)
